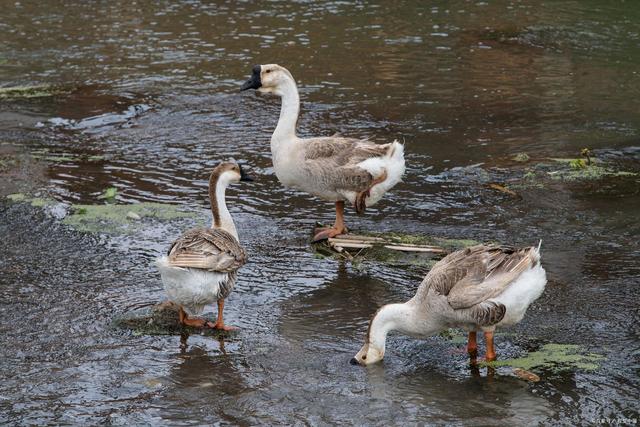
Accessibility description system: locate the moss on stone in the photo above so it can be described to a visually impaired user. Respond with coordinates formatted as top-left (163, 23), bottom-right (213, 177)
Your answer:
top-left (513, 153), bottom-right (530, 163)
top-left (483, 343), bottom-right (604, 372)
top-left (113, 302), bottom-right (235, 337)
top-left (0, 85), bottom-right (68, 99)
top-left (6, 193), bottom-right (26, 202)
top-left (63, 202), bottom-right (196, 233)
top-left (5, 193), bottom-right (56, 207)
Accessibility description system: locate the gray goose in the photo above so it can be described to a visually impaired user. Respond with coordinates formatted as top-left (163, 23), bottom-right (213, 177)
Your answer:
top-left (352, 243), bottom-right (547, 365)
top-left (156, 162), bottom-right (252, 330)
top-left (241, 64), bottom-right (405, 242)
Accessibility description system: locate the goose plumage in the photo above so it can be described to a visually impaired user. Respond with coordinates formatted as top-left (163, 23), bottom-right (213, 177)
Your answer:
top-left (156, 162), bottom-right (252, 330)
top-left (352, 243), bottom-right (547, 365)
top-left (241, 64), bottom-right (405, 241)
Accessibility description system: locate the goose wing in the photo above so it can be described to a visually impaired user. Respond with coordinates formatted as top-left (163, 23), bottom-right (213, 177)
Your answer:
top-left (303, 137), bottom-right (392, 192)
top-left (167, 228), bottom-right (247, 273)
top-left (428, 244), bottom-right (539, 326)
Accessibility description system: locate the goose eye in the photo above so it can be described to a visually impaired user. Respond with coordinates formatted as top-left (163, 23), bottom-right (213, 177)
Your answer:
top-left (265, 69), bottom-right (271, 74)
top-left (362, 355), bottom-right (367, 360)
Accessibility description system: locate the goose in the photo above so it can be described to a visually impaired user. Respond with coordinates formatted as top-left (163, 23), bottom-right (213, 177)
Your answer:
top-left (156, 162), bottom-right (253, 331)
top-left (351, 243), bottom-right (547, 365)
top-left (240, 64), bottom-right (406, 242)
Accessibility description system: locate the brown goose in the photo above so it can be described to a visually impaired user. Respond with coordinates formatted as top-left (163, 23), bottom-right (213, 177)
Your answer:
top-left (351, 243), bottom-right (547, 365)
top-left (156, 162), bottom-right (252, 330)
top-left (241, 64), bottom-right (405, 242)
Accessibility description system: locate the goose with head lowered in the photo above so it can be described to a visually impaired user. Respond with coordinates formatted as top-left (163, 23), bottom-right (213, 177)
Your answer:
top-left (351, 243), bottom-right (547, 365)
top-left (241, 64), bottom-right (406, 242)
top-left (156, 162), bottom-right (253, 331)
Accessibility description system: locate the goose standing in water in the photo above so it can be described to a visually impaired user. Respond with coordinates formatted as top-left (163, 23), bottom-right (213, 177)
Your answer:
top-left (156, 162), bottom-right (253, 331)
top-left (241, 64), bottom-right (405, 242)
top-left (352, 243), bottom-right (547, 365)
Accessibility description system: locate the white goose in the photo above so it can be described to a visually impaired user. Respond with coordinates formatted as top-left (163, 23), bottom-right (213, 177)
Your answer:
top-left (241, 64), bottom-right (406, 242)
top-left (352, 243), bottom-right (547, 365)
top-left (156, 162), bottom-right (253, 331)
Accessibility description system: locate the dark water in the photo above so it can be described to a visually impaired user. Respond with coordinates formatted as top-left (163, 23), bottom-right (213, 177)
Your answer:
top-left (1, 1), bottom-right (639, 424)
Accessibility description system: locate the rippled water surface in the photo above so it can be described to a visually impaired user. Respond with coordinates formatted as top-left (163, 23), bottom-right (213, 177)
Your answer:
top-left (1, 1), bottom-right (639, 425)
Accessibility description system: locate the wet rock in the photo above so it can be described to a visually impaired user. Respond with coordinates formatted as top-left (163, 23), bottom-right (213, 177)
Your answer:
top-left (113, 302), bottom-right (234, 337)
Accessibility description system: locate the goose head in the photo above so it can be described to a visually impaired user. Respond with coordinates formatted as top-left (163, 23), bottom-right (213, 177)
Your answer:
top-left (240, 64), bottom-right (294, 96)
top-left (351, 342), bottom-right (385, 366)
top-left (211, 162), bottom-right (254, 187)
top-left (350, 303), bottom-right (417, 366)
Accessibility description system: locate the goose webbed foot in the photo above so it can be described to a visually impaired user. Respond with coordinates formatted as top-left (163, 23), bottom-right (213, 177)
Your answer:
top-left (178, 307), bottom-right (215, 329)
top-left (312, 201), bottom-right (347, 242)
top-left (212, 322), bottom-right (239, 331)
top-left (212, 299), bottom-right (239, 331)
top-left (312, 226), bottom-right (346, 242)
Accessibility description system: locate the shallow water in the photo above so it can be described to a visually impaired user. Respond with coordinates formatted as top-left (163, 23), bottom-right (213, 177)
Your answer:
top-left (1, 1), bottom-right (639, 425)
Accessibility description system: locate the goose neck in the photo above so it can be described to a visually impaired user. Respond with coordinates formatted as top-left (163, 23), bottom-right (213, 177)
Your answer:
top-left (368, 302), bottom-right (432, 350)
top-left (272, 77), bottom-right (300, 144)
top-left (209, 172), bottom-right (238, 240)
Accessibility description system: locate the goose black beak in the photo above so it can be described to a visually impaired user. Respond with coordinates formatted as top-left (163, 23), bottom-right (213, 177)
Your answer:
top-left (239, 165), bottom-right (254, 182)
top-left (350, 357), bottom-right (360, 366)
top-left (240, 65), bottom-right (262, 91)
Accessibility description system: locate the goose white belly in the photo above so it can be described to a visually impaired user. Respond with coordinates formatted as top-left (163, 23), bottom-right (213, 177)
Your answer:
top-left (491, 263), bottom-right (547, 327)
top-left (156, 256), bottom-right (230, 316)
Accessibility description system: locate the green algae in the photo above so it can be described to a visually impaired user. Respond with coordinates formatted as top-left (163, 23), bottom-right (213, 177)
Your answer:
top-left (6, 193), bottom-right (26, 202)
top-left (547, 165), bottom-right (637, 181)
top-left (63, 202), bottom-right (196, 233)
top-left (98, 187), bottom-right (117, 201)
top-left (0, 84), bottom-right (68, 99)
top-left (6, 193), bottom-right (56, 207)
top-left (512, 152), bottom-right (530, 163)
top-left (484, 343), bottom-right (604, 372)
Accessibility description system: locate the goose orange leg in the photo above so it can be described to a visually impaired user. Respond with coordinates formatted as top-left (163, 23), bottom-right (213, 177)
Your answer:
top-left (212, 299), bottom-right (239, 331)
top-left (484, 331), bottom-right (496, 361)
top-left (178, 306), bottom-right (214, 328)
top-left (354, 169), bottom-right (388, 214)
top-left (467, 331), bottom-right (478, 359)
top-left (312, 201), bottom-right (347, 242)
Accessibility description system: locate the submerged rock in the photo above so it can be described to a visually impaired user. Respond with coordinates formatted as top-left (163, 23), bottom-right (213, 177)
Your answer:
top-left (63, 202), bottom-right (196, 233)
top-left (113, 302), bottom-right (234, 337)
top-left (485, 343), bottom-right (604, 372)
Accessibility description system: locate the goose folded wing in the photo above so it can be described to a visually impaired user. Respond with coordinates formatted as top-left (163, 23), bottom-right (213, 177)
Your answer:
top-left (304, 137), bottom-right (390, 163)
top-left (444, 246), bottom-right (537, 326)
top-left (167, 229), bottom-right (247, 272)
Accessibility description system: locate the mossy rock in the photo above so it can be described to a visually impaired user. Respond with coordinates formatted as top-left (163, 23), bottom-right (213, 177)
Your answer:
top-left (63, 202), bottom-right (196, 233)
top-left (512, 153), bottom-right (530, 163)
top-left (6, 193), bottom-right (56, 207)
top-left (483, 343), bottom-right (604, 372)
top-left (113, 302), bottom-right (235, 337)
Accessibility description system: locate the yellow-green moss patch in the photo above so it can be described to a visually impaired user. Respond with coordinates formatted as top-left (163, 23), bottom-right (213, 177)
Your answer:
top-left (0, 85), bottom-right (68, 99)
top-left (484, 343), bottom-right (604, 372)
top-left (63, 202), bottom-right (196, 233)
